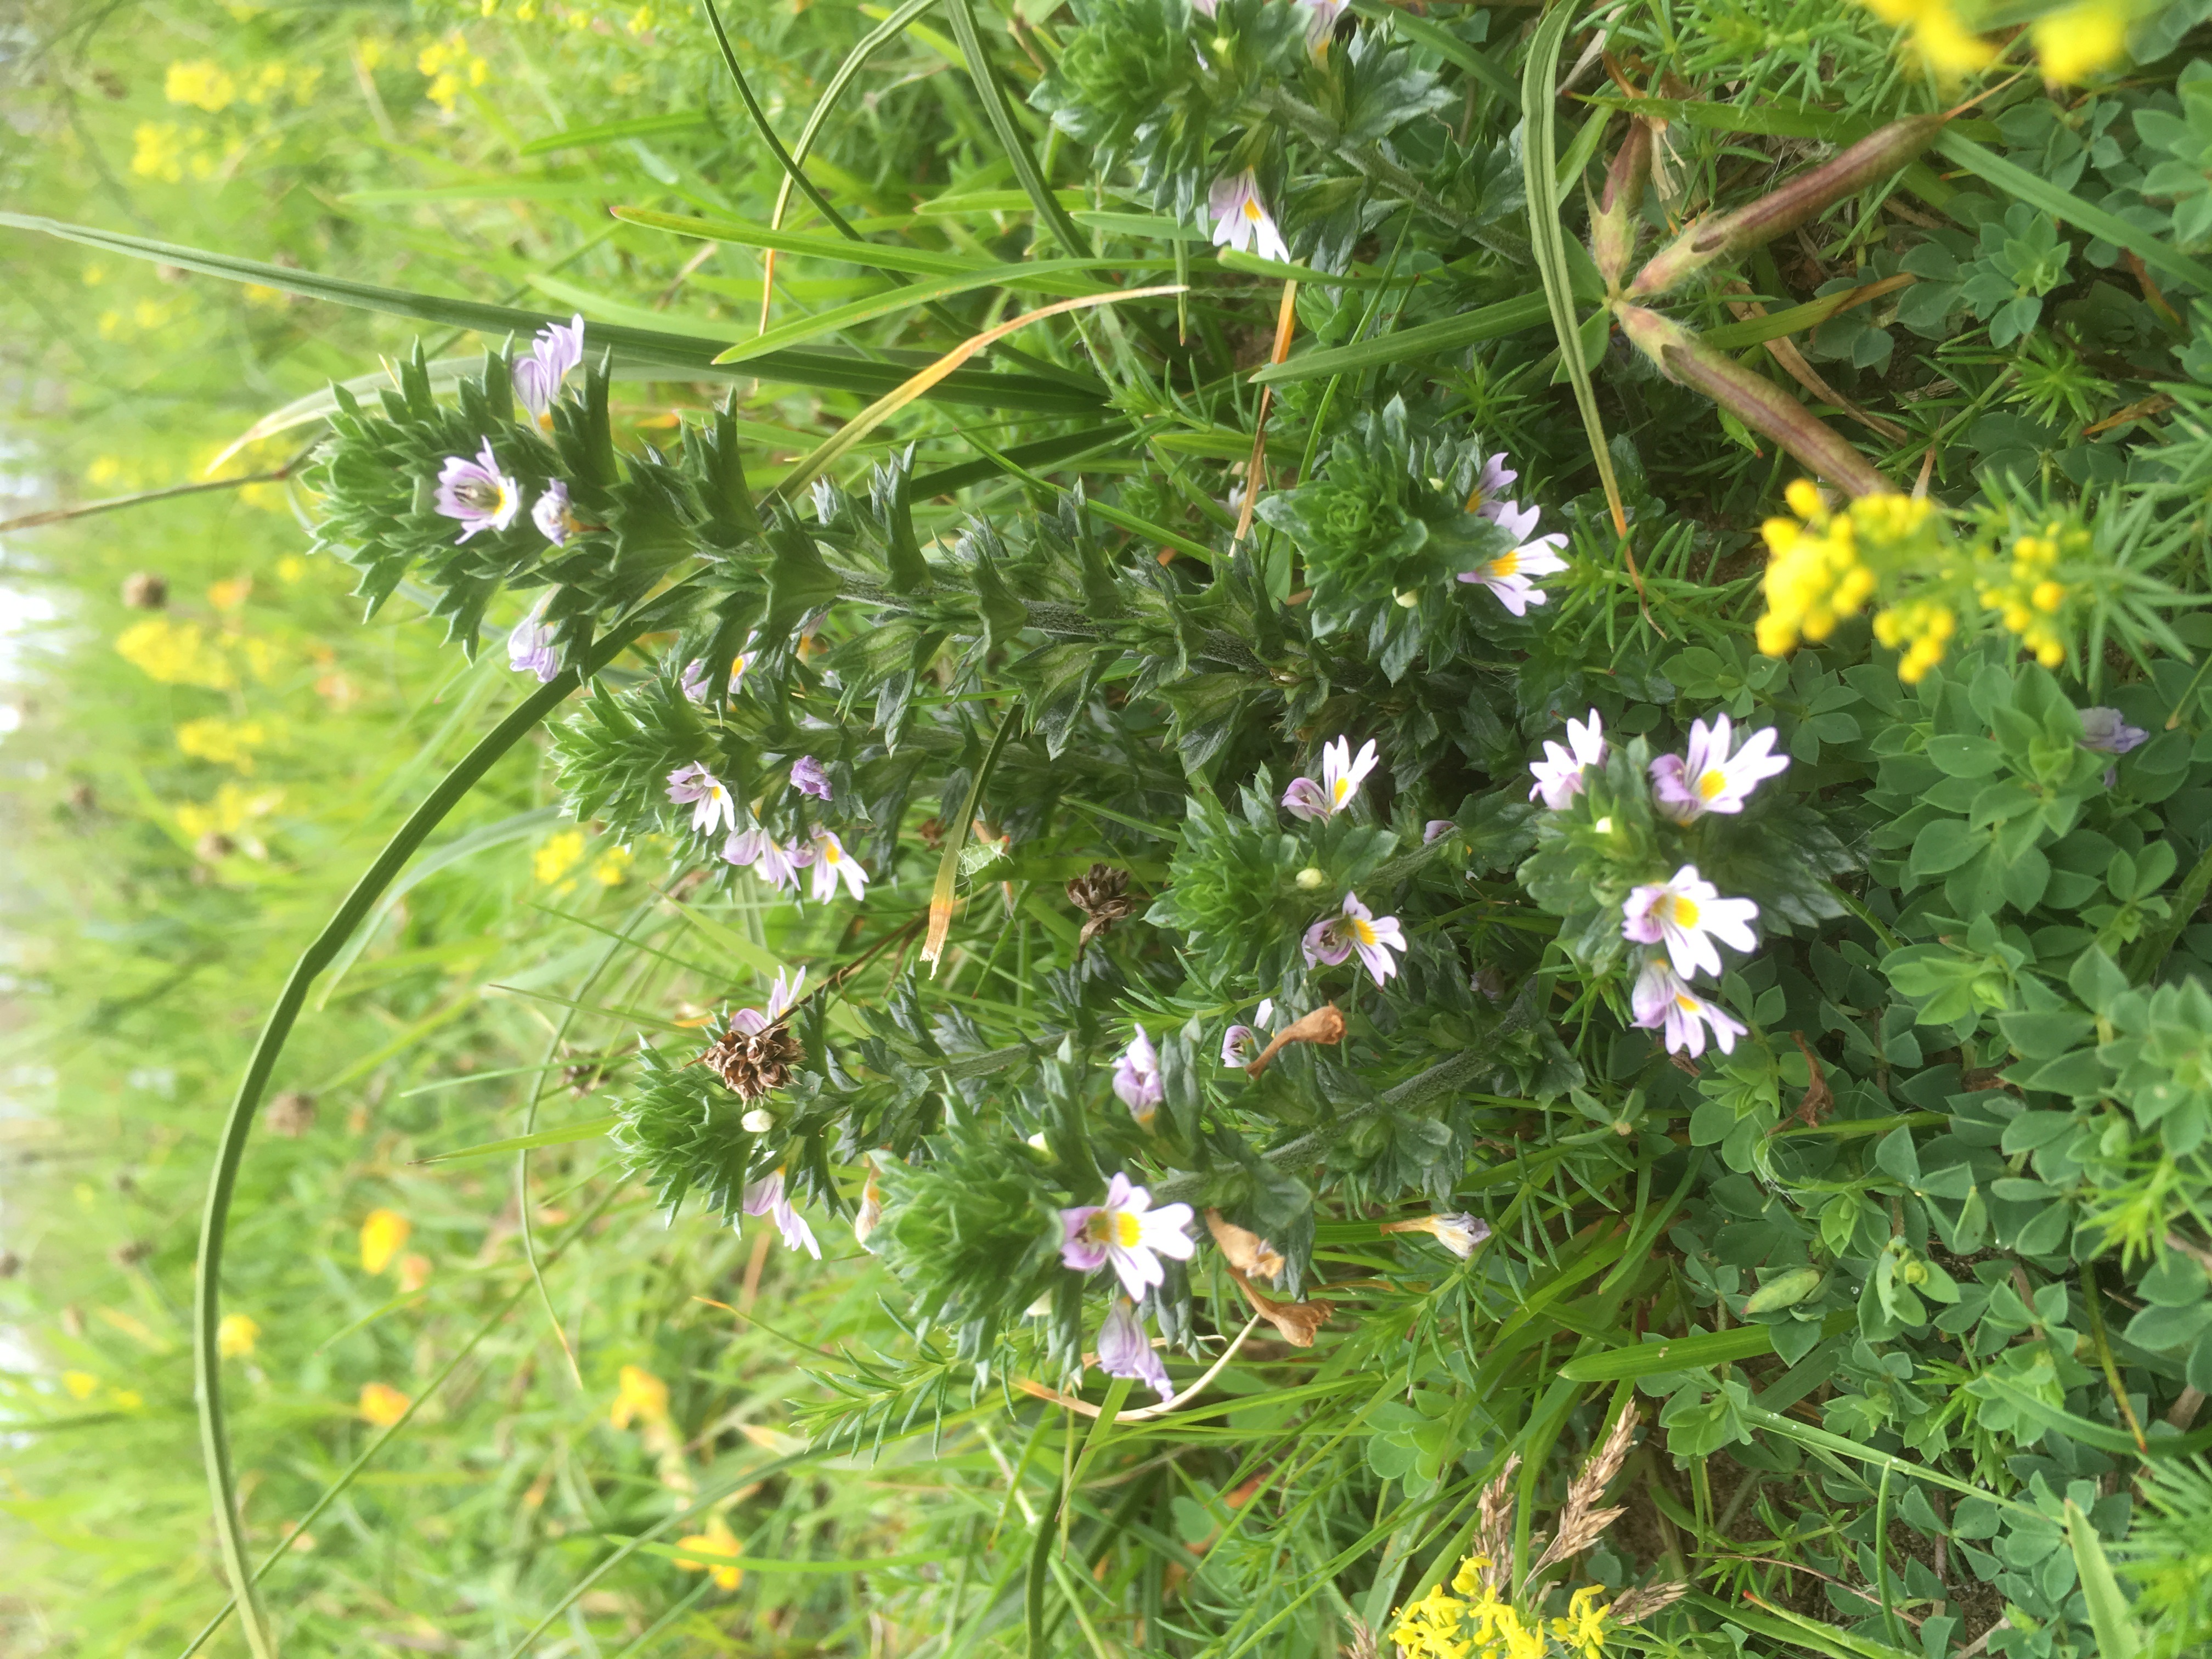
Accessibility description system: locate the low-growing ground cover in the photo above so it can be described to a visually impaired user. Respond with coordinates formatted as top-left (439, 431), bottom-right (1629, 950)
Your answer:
top-left (7, 0), bottom-right (2212, 1655)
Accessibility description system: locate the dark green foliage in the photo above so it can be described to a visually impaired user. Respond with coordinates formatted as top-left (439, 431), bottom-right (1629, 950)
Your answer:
top-left (872, 1130), bottom-right (1065, 1342)
top-left (609, 1044), bottom-right (758, 1222)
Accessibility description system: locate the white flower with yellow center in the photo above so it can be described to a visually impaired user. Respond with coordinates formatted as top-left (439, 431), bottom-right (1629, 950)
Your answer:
top-left (1649, 713), bottom-right (1790, 823)
top-left (1621, 865), bottom-right (1759, 980)
top-left (666, 763), bottom-right (736, 838)
top-left (1209, 170), bottom-right (1292, 264)
top-left (1283, 735), bottom-right (1379, 821)
top-left (1058, 1173), bottom-right (1197, 1300)
top-left (1528, 709), bottom-right (1606, 810)
top-left (1630, 958), bottom-right (1747, 1058)
top-left (1302, 891), bottom-right (1407, 986)
top-left (1457, 500), bottom-right (1568, 616)
top-left (808, 828), bottom-right (868, 903)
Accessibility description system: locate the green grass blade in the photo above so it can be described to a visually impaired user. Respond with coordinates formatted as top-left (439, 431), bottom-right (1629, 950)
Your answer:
top-left (1519, 5), bottom-right (1627, 534)
top-left (1248, 292), bottom-right (1550, 385)
top-left (414, 1117), bottom-right (618, 1164)
top-left (0, 212), bottom-right (1102, 412)
top-left (1556, 1323), bottom-right (1776, 1380)
top-left (614, 204), bottom-right (994, 275)
top-left (943, 0), bottom-right (1093, 260)
top-left (1936, 132), bottom-right (2212, 295)
top-left (770, 0), bottom-right (945, 234)
top-left (517, 111), bottom-right (711, 155)
top-left (2067, 1498), bottom-right (2143, 1659)
top-left (715, 257), bottom-right (1165, 364)
top-left (1347, 0), bottom-right (1513, 98)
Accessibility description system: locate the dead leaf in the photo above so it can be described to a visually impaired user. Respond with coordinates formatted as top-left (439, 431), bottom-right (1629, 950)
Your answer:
top-left (1230, 1268), bottom-right (1328, 1346)
top-left (1245, 1003), bottom-right (1346, 1077)
top-left (1206, 1211), bottom-right (1285, 1281)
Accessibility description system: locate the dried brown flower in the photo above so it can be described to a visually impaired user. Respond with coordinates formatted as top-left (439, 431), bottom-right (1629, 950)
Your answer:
top-left (698, 1019), bottom-right (803, 1101)
top-left (264, 1091), bottom-right (317, 1138)
top-left (0, 1249), bottom-right (19, 1278)
top-left (1229, 1268), bottom-right (1329, 1346)
top-left (1066, 863), bottom-right (1141, 953)
top-left (1245, 1003), bottom-right (1346, 1077)
top-left (121, 572), bottom-right (168, 610)
top-left (1206, 1211), bottom-right (1287, 1282)
top-left (1339, 1617), bottom-right (1376, 1659)
top-left (1608, 1580), bottom-right (1689, 1624)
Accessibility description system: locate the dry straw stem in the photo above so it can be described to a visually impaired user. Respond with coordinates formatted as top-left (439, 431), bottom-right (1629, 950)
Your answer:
top-left (1528, 1402), bottom-right (1640, 1582)
top-left (1014, 1312), bottom-right (1265, 1420)
top-left (1244, 1002), bottom-right (1347, 1076)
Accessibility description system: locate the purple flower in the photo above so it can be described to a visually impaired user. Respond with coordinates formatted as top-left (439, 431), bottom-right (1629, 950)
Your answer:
top-left (1632, 957), bottom-right (1747, 1058)
top-left (1466, 452), bottom-right (1518, 521)
top-left (532, 480), bottom-right (577, 545)
top-left (1220, 998), bottom-right (1274, 1068)
top-left (1649, 713), bottom-right (1789, 824)
top-left (514, 313), bottom-right (585, 425)
top-left (2079, 706), bottom-right (2149, 785)
top-left (729, 967), bottom-right (805, 1037)
top-left (506, 610), bottom-right (559, 682)
top-left (790, 756), bottom-right (832, 800)
top-left (1097, 1298), bottom-right (1175, 1403)
top-left (683, 634), bottom-right (759, 704)
top-left (433, 441), bottom-right (521, 542)
top-left (667, 763), bottom-right (737, 838)
top-left (1299, 0), bottom-right (1346, 58)
top-left (1423, 819), bottom-right (1456, 844)
top-left (1059, 1172), bottom-right (1197, 1300)
top-left (1302, 891), bottom-right (1407, 986)
top-left (742, 1167), bottom-right (820, 1259)
top-left (1114, 1027), bottom-right (1165, 1123)
top-left (1209, 170), bottom-right (1291, 264)
top-left (723, 827), bottom-right (815, 892)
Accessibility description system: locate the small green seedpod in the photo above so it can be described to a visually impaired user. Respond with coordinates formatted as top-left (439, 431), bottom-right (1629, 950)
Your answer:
top-left (1626, 112), bottom-right (1948, 299)
top-left (1615, 303), bottom-right (1891, 496)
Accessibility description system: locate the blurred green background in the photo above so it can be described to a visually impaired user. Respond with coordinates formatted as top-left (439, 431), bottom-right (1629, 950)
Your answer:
top-left (0, 2), bottom-right (962, 1649)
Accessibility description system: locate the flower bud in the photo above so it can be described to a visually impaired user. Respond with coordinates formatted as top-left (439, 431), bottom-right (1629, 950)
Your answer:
top-left (741, 1108), bottom-right (775, 1134)
top-left (1294, 866), bottom-right (1325, 890)
top-left (1615, 305), bottom-right (1890, 498)
top-left (1627, 114), bottom-right (1946, 300)
top-left (1590, 120), bottom-right (1653, 291)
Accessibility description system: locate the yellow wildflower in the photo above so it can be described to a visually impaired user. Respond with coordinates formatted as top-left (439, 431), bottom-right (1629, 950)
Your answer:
top-left (131, 122), bottom-right (188, 183)
top-left (112, 1389), bottom-right (145, 1410)
top-left (534, 829), bottom-right (586, 885)
top-left (1873, 597), bottom-right (1958, 681)
top-left (83, 262), bottom-right (106, 285)
top-left (359, 1209), bottom-right (413, 1276)
top-left (1755, 481), bottom-right (1929, 657)
top-left (611, 1363), bottom-right (672, 1429)
top-left (675, 1514), bottom-right (746, 1590)
top-left (2034, 0), bottom-right (2128, 80)
top-left (166, 60), bottom-right (237, 112)
top-left (591, 846), bottom-right (634, 886)
top-left (1859, 0), bottom-right (1997, 75)
top-left (417, 31), bottom-right (490, 111)
top-left (175, 783), bottom-right (285, 854)
top-left (116, 617), bottom-right (234, 689)
top-left (63, 1371), bottom-right (100, 1401)
top-left (218, 1313), bottom-right (260, 1357)
top-left (359, 1382), bottom-right (411, 1426)
top-left (176, 717), bottom-right (272, 772)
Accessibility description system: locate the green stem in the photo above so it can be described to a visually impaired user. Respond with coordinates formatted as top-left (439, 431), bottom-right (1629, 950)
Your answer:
top-left (190, 607), bottom-right (677, 1659)
top-left (2125, 836), bottom-right (2212, 984)
top-left (943, 0), bottom-right (1092, 261)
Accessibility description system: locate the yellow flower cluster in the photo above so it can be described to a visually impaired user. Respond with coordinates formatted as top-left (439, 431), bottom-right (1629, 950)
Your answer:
top-left (534, 831), bottom-right (635, 888)
top-left (1872, 597), bottom-right (1959, 682)
top-left (117, 618), bottom-right (235, 689)
top-left (1756, 481), bottom-right (1934, 656)
top-left (1858, 0), bottom-right (1994, 76)
top-left (176, 716), bottom-right (275, 771)
top-left (417, 31), bottom-right (490, 111)
top-left (1976, 520), bottom-right (2082, 669)
top-left (166, 60), bottom-right (237, 112)
top-left (2032, 0), bottom-right (2130, 81)
top-left (175, 783), bottom-right (285, 852)
top-left (1392, 1556), bottom-right (1611, 1659)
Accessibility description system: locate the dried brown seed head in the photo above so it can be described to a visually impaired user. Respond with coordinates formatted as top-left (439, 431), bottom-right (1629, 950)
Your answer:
top-left (698, 1020), bottom-right (804, 1101)
top-left (1531, 1404), bottom-right (1641, 1579)
top-left (264, 1091), bottom-right (317, 1138)
top-left (121, 572), bottom-right (168, 610)
top-left (1608, 1581), bottom-right (1689, 1624)
top-left (1229, 1268), bottom-right (1329, 1346)
top-left (1067, 863), bottom-right (1141, 952)
top-left (1472, 1454), bottom-right (1521, 1589)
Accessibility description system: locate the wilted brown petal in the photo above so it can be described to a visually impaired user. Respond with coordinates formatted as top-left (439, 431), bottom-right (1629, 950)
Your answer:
top-left (1206, 1211), bottom-right (1288, 1282)
top-left (1229, 1268), bottom-right (1329, 1346)
top-left (1245, 1003), bottom-right (1347, 1077)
